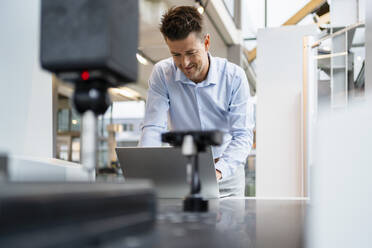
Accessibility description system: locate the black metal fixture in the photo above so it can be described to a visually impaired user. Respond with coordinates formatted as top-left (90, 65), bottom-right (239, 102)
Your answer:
top-left (162, 130), bottom-right (223, 212)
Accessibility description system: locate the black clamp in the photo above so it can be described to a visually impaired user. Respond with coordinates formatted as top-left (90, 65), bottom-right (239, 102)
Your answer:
top-left (162, 130), bottom-right (223, 212)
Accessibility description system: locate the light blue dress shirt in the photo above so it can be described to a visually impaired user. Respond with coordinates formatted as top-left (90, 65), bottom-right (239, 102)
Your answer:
top-left (139, 54), bottom-right (254, 181)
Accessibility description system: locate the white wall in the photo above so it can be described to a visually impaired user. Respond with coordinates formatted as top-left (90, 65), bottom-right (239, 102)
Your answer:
top-left (256, 25), bottom-right (317, 197)
top-left (0, 0), bottom-right (53, 158)
top-left (366, 0), bottom-right (372, 97)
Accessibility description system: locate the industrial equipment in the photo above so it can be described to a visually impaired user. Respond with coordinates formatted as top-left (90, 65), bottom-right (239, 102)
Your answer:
top-left (162, 130), bottom-right (223, 212)
top-left (0, 1), bottom-right (155, 247)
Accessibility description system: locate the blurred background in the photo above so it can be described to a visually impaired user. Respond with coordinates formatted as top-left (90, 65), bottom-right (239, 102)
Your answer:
top-left (0, 0), bottom-right (368, 198)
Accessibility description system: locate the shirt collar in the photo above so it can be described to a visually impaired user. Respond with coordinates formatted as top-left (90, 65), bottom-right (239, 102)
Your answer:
top-left (174, 53), bottom-right (217, 86)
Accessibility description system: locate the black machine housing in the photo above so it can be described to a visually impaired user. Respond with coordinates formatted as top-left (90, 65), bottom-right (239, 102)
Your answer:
top-left (40, 0), bottom-right (138, 86)
top-left (40, 0), bottom-right (139, 114)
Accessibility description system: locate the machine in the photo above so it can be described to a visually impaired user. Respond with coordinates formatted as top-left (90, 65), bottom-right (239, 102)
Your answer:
top-left (0, 1), bottom-right (156, 247)
top-left (162, 130), bottom-right (223, 212)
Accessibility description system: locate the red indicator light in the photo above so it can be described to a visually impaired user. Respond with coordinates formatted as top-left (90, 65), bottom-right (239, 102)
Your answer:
top-left (81, 71), bottom-right (90, 81)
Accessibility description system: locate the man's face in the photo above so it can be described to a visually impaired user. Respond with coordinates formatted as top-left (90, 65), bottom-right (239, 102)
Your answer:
top-left (165, 32), bottom-right (210, 83)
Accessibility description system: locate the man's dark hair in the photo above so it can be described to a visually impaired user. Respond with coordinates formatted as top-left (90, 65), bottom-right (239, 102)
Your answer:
top-left (160, 6), bottom-right (204, 41)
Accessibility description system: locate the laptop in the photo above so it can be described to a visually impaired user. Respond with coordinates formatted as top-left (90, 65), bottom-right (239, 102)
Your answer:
top-left (115, 147), bottom-right (219, 198)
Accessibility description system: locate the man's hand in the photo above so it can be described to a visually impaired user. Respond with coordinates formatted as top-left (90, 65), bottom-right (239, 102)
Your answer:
top-left (216, 169), bottom-right (222, 180)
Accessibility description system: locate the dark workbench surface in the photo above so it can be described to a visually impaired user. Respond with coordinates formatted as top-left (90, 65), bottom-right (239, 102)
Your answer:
top-left (105, 198), bottom-right (307, 248)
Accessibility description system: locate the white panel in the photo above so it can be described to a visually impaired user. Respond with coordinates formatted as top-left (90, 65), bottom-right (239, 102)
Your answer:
top-left (366, 0), bottom-right (372, 97)
top-left (0, 0), bottom-right (53, 158)
top-left (330, 0), bottom-right (358, 27)
top-left (307, 103), bottom-right (372, 248)
top-left (256, 25), bottom-right (317, 197)
top-left (358, 0), bottom-right (366, 22)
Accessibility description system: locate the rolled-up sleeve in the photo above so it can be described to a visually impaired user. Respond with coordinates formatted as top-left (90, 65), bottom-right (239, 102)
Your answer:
top-left (214, 68), bottom-right (254, 179)
top-left (138, 65), bottom-right (169, 147)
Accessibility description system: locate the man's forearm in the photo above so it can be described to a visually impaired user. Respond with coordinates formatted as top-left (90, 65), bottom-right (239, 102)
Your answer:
top-left (138, 125), bottom-right (165, 147)
top-left (214, 130), bottom-right (253, 179)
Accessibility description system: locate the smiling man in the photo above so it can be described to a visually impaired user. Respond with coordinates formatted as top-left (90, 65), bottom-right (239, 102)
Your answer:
top-left (139, 6), bottom-right (254, 197)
